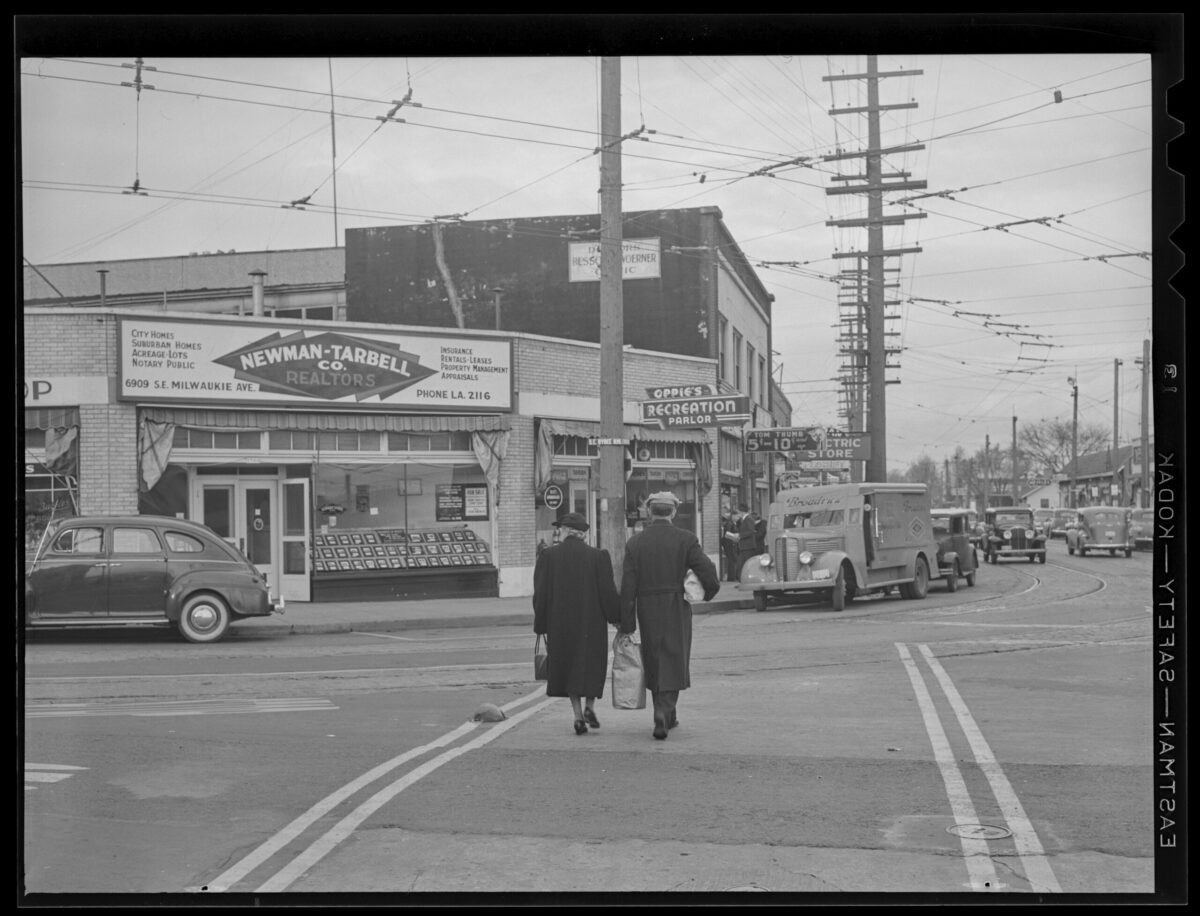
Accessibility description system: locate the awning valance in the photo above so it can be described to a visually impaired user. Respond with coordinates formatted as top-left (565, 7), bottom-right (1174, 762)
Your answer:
top-left (535, 417), bottom-right (708, 446)
top-left (24, 407), bottom-right (80, 430)
top-left (139, 407), bottom-right (511, 433)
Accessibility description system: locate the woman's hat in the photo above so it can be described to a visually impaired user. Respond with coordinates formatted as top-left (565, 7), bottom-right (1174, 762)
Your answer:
top-left (552, 512), bottom-right (590, 531)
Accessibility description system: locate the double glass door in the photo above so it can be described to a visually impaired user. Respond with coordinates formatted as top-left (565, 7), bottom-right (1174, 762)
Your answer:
top-left (197, 474), bottom-right (310, 602)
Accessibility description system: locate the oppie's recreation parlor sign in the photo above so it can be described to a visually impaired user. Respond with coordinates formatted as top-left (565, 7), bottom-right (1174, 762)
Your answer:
top-left (118, 317), bottom-right (512, 411)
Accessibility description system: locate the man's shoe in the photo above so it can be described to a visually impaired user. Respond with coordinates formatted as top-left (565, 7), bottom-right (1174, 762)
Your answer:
top-left (653, 715), bottom-right (668, 740)
top-left (583, 708), bottom-right (601, 729)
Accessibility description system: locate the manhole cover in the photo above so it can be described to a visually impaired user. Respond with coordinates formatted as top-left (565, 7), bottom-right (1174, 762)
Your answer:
top-left (946, 823), bottom-right (1013, 840)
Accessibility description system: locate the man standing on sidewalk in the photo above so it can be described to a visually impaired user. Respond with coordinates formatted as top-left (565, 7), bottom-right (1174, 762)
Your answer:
top-left (618, 492), bottom-right (720, 740)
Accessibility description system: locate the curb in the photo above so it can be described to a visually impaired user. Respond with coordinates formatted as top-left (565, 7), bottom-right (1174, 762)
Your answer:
top-left (233, 598), bottom-right (756, 637)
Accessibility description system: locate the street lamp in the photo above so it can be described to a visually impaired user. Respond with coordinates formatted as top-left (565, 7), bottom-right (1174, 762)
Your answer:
top-left (1068, 377), bottom-right (1078, 508)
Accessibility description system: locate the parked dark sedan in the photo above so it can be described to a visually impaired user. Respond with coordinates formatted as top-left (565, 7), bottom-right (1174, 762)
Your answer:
top-left (931, 509), bottom-right (979, 591)
top-left (24, 515), bottom-right (284, 643)
top-left (983, 506), bottom-right (1047, 564)
top-left (1128, 508), bottom-right (1154, 551)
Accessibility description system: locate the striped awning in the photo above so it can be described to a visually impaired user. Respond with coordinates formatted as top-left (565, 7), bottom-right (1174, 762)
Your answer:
top-left (538, 417), bottom-right (708, 445)
top-left (140, 406), bottom-right (511, 433)
top-left (24, 407), bottom-right (80, 430)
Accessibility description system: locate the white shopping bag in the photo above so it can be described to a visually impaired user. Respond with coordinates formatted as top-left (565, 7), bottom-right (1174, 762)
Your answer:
top-left (611, 633), bottom-right (647, 710)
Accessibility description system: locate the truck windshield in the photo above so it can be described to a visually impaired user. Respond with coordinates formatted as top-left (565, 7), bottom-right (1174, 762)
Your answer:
top-left (784, 509), bottom-right (844, 528)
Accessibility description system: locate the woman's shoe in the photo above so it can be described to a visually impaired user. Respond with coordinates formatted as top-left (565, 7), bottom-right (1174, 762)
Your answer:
top-left (583, 708), bottom-right (601, 729)
top-left (574, 718), bottom-right (588, 735)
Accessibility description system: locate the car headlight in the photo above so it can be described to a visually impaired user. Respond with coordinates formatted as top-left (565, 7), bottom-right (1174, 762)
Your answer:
top-left (798, 550), bottom-right (813, 565)
top-left (1003, 530), bottom-right (1012, 541)
top-left (1025, 529), bottom-right (1035, 538)
top-left (758, 554), bottom-right (772, 567)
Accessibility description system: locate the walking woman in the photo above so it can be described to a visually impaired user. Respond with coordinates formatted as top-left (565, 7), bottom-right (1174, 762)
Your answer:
top-left (532, 513), bottom-right (620, 734)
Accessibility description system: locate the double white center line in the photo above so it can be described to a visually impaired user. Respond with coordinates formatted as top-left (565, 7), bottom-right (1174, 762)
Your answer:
top-left (896, 642), bottom-right (1061, 893)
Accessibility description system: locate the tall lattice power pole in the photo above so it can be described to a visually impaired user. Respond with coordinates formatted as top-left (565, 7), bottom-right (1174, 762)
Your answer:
top-left (825, 57), bottom-right (924, 482)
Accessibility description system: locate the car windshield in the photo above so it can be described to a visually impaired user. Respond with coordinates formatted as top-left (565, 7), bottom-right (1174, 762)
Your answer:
top-left (993, 512), bottom-right (1029, 525)
top-left (1087, 511), bottom-right (1124, 525)
top-left (783, 509), bottom-right (844, 528)
top-left (932, 522), bottom-right (951, 538)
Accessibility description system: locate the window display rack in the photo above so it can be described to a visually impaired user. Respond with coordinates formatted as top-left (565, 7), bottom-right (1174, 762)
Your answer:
top-left (312, 527), bottom-right (493, 574)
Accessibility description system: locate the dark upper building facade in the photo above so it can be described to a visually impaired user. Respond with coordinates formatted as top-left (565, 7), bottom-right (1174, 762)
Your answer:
top-left (344, 206), bottom-right (773, 366)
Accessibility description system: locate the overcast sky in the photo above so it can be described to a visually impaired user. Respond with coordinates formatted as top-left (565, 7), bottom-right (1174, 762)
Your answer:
top-left (18, 17), bottom-right (1179, 474)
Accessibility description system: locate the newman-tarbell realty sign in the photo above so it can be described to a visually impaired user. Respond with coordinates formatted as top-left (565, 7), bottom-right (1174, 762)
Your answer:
top-left (118, 317), bottom-right (512, 411)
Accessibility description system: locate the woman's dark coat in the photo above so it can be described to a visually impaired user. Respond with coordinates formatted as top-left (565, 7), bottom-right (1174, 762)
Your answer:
top-left (619, 519), bottom-right (720, 692)
top-left (532, 536), bottom-right (619, 698)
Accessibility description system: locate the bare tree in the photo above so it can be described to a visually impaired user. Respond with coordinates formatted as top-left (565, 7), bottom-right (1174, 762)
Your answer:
top-left (1019, 419), bottom-right (1110, 476)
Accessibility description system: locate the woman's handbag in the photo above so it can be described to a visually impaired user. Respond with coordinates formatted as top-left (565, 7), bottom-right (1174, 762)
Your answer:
top-left (534, 634), bottom-right (549, 681)
top-left (611, 633), bottom-right (646, 709)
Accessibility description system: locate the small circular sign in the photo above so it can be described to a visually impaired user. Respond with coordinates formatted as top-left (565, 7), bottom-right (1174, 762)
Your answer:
top-left (253, 518), bottom-right (265, 532)
top-left (543, 484), bottom-right (564, 510)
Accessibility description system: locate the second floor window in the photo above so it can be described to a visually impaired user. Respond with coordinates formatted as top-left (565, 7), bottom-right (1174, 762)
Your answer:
top-left (732, 330), bottom-right (743, 389)
top-left (747, 344), bottom-right (756, 400)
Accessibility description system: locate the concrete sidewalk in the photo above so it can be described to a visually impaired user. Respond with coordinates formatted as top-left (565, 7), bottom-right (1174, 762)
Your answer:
top-left (234, 590), bottom-right (756, 637)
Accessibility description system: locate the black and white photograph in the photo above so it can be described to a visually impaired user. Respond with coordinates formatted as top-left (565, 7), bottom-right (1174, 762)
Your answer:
top-left (18, 14), bottom-right (1184, 905)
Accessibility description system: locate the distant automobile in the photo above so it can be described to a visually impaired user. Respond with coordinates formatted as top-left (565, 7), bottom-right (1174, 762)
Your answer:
top-left (931, 509), bottom-right (979, 591)
top-left (1066, 507), bottom-right (1133, 558)
top-left (1128, 508), bottom-right (1154, 551)
top-left (982, 506), bottom-right (1047, 564)
top-left (1047, 508), bottom-right (1076, 539)
top-left (1032, 508), bottom-right (1054, 538)
top-left (24, 515), bottom-right (284, 643)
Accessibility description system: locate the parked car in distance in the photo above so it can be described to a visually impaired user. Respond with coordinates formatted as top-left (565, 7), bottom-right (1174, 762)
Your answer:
top-left (1047, 508), bottom-right (1076, 539)
top-left (1032, 508), bottom-right (1054, 538)
top-left (1066, 507), bottom-right (1134, 558)
top-left (931, 509), bottom-right (978, 591)
top-left (982, 506), bottom-right (1047, 564)
top-left (24, 515), bottom-right (284, 643)
top-left (1128, 508), bottom-right (1154, 551)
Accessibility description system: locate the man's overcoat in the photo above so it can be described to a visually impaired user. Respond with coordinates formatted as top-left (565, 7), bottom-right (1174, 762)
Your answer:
top-left (619, 519), bottom-right (720, 692)
top-left (532, 537), bottom-right (619, 698)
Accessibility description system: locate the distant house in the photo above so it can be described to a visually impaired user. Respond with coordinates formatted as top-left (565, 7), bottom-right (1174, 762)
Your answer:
top-left (1022, 481), bottom-right (1060, 509)
top-left (1058, 444), bottom-right (1152, 508)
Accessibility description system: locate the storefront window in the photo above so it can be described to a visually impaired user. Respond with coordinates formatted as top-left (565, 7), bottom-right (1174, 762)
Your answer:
top-left (312, 460), bottom-right (492, 572)
top-left (626, 467), bottom-right (696, 533)
top-left (24, 462), bottom-right (78, 553)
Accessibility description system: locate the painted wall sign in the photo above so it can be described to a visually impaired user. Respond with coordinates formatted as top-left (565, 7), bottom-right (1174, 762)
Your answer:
top-left (23, 376), bottom-right (111, 406)
top-left (568, 238), bottom-right (661, 282)
top-left (117, 317), bottom-right (512, 411)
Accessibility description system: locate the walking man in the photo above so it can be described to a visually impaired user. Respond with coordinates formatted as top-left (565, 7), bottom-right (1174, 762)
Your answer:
top-left (533, 512), bottom-right (620, 735)
top-left (619, 492), bottom-right (720, 740)
top-left (734, 503), bottom-right (760, 582)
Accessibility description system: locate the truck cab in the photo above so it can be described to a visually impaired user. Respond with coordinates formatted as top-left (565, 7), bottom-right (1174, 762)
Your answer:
top-left (740, 483), bottom-right (938, 613)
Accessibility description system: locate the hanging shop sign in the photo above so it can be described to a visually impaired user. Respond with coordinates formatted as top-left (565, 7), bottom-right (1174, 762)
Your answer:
top-left (568, 238), bottom-right (661, 282)
top-left (117, 317), bottom-right (512, 411)
top-left (746, 427), bottom-right (871, 462)
top-left (543, 484), bottom-right (564, 510)
top-left (640, 384), bottom-right (750, 430)
top-left (23, 376), bottom-right (111, 406)
top-left (435, 483), bottom-right (490, 522)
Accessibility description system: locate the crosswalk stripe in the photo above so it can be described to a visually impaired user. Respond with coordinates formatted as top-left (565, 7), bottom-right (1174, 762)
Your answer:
top-left (25, 698), bottom-right (338, 719)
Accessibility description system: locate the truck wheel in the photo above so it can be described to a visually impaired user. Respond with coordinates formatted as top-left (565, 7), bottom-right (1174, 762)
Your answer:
top-left (830, 566), bottom-right (847, 611)
top-left (903, 558), bottom-right (929, 599)
top-left (946, 562), bottom-right (959, 592)
top-left (753, 591), bottom-right (768, 613)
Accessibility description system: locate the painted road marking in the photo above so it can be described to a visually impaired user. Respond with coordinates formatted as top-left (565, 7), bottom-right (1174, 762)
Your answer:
top-left (253, 695), bottom-right (557, 893)
top-left (917, 644), bottom-right (1062, 894)
top-left (25, 763), bottom-right (87, 791)
top-left (26, 698), bottom-right (338, 719)
top-left (201, 686), bottom-right (549, 894)
top-left (895, 643), bottom-right (1001, 892)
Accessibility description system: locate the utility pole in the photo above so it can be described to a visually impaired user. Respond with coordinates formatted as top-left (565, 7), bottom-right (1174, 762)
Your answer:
top-left (598, 56), bottom-right (626, 576)
top-left (983, 434), bottom-right (990, 512)
top-left (1113, 358), bottom-right (1122, 451)
top-left (1068, 376), bottom-right (1079, 508)
top-left (1139, 338), bottom-right (1150, 507)
top-left (825, 57), bottom-right (924, 482)
top-left (1011, 415), bottom-right (1019, 505)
